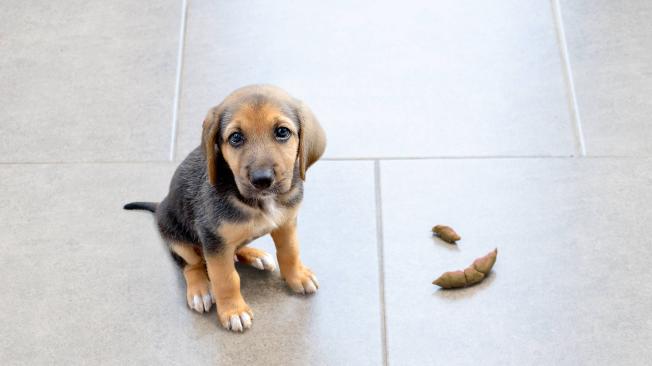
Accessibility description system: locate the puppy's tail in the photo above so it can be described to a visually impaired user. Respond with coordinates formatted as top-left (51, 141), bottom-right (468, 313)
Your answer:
top-left (123, 201), bottom-right (158, 213)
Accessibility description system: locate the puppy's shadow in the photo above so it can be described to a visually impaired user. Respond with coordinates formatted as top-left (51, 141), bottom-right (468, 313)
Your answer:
top-left (175, 262), bottom-right (293, 335)
top-left (236, 264), bottom-right (288, 301)
top-left (433, 271), bottom-right (497, 301)
top-left (171, 262), bottom-right (287, 309)
top-left (432, 236), bottom-right (461, 252)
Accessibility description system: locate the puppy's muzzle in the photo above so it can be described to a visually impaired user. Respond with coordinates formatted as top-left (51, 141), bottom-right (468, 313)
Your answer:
top-left (249, 168), bottom-right (274, 190)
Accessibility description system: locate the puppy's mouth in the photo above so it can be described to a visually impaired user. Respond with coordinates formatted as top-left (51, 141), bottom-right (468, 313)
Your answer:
top-left (235, 179), bottom-right (288, 200)
top-left (246, 189), bottom-right (276, 199)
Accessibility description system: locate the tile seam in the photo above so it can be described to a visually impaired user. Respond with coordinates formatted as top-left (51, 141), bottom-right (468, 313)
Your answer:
top-left (374, 160), bottom-right (389, 366)
top-left (169, 0), bottom-right (189, 161)
top-left (551, 0), bottom-right (587, 156)
top-left (2, 155), bottom-right (652, 165)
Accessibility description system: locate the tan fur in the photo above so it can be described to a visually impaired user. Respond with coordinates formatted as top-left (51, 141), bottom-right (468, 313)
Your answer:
top-left (172, 243), bottom-right (211, 307)
top-left (205, 253), bottom-right (253, 327)
top-left (207, 204), bottom-right (302, 323)
top-left (220, 103), bottom-right (298, 196)
top-left (171, 243), bottom-right (203, 265)
top-left (235, 246), bottom-right (271, 266)
top-left (202, 85), bottom-right (326, 185)
top-left (182, 262), bottom-right (211, 306)
top-left (202, 109), bottom-right (224, 186)
top-left (222, 199), bottom-right (298, 244)
top-left (270, 219), bottom-right (317, 293)
top-left (195, 85), bottom-right (324, 330)
top-left (295, 100), bottom-right (326, 180)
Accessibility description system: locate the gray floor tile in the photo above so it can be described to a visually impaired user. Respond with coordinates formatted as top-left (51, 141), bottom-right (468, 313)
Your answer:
top-left (0, 1), bottom-right (180, 162)
top-left (561, 1), bottom-right (652, 156)
top-left (380, 158), bottom-right (652, 365)
top-left (176, 0), bottom-right (575, 160)
top-left (0, 161), bottom-right (382, 365)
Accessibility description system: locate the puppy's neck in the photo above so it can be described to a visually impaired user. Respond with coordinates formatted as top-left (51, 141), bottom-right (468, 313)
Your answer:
top-left (258, 197), bottom-right (284, 225)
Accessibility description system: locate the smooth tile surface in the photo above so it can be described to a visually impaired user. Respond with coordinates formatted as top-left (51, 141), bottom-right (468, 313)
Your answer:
top-left (380, 159), bottom-right (652, 365)
top-left (0, 1), bottom-right (180, 162)
top-left (0, 161), bottom-right (382, 365)
top-left (176, 0), bottom-right (576, 160)
top-left (3, 1), bottom-right (652, 365)
top-left (562, 0), bottom-right (652, 156)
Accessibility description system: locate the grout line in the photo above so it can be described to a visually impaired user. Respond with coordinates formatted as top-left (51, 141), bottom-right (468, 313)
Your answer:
top-left (0, 160), bottom-right (177, 165)
top-left (551, 0), bottom-right (587, 157)
top-left (322, 155), bottom-right (577, 161)
top-left (169, 0), bottom-right (189, 161)
top-left (1, 154), bottom-right (652, 166)
top-left (374, 160), bottom-right (389, 366)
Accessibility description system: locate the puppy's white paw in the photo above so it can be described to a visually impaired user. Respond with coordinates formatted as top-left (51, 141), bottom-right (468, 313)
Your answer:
top-left (183, 264), bottom-right (212, 313)
top-left (236, 247), bottom-right (276, 272)
top-left (217, 302), bottom-right (254, 332)
top-left (187, 291), bottom-right (213, 313)
top-left (256, 253), bottom-right (276, 271)
top-left (284, 267), bottom-right (319, 295)
top-left (227, 313), bottom-right (252, 332)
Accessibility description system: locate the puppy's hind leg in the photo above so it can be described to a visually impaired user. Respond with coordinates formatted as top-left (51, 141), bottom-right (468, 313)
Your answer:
top-left (235, 246), bottom-right (276, 271)
top-left (171, 243), bottom-right (213, 313)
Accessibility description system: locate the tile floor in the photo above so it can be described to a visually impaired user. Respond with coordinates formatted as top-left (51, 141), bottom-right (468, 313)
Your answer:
top-left (1, 1), bottom-right (651, 365)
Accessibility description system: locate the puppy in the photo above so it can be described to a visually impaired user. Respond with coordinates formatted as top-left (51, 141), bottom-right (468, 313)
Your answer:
top-left (124, 85), bottom-right (326, 332)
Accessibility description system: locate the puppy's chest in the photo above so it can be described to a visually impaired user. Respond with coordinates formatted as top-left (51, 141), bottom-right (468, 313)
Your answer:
top-left (219, 200), bottom-right (291, 246)
top-left (251, 200), bottom-right (287, 234)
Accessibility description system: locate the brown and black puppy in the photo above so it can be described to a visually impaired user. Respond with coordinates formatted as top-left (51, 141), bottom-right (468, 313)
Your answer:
top-left (124, 85), bottom-right (326, 332)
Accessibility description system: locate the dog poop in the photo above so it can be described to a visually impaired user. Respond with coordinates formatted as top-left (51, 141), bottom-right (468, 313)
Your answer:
top-left (432, 225), bottom-right (461, 244)
top-left (433, 248), bottom-right (497, 289)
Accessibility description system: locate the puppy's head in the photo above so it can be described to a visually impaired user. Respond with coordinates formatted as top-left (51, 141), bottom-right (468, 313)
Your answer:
top-left (202, 85), bottom-right (326, 199)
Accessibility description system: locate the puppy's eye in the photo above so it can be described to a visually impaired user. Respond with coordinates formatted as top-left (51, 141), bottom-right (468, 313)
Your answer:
top-left (274, 127), bottom-right (291, 141)
top-left (228, 132), bottom-right (245, 147)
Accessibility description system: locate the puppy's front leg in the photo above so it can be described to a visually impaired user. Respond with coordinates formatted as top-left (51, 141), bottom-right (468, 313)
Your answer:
top-left (271, 219), bottom-right (319, 294)
top-left (203, 237), bottom-right (253, 332)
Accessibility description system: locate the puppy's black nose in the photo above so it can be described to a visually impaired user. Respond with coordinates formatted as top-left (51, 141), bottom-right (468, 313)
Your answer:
top-left (250, 169), bottom-right (274, 189)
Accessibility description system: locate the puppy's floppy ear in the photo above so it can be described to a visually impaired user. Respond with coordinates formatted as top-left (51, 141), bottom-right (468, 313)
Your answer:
top-left (295, 101), bottom-right (326, 180)
top-left (201, 104), bottom-right (225, 185)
